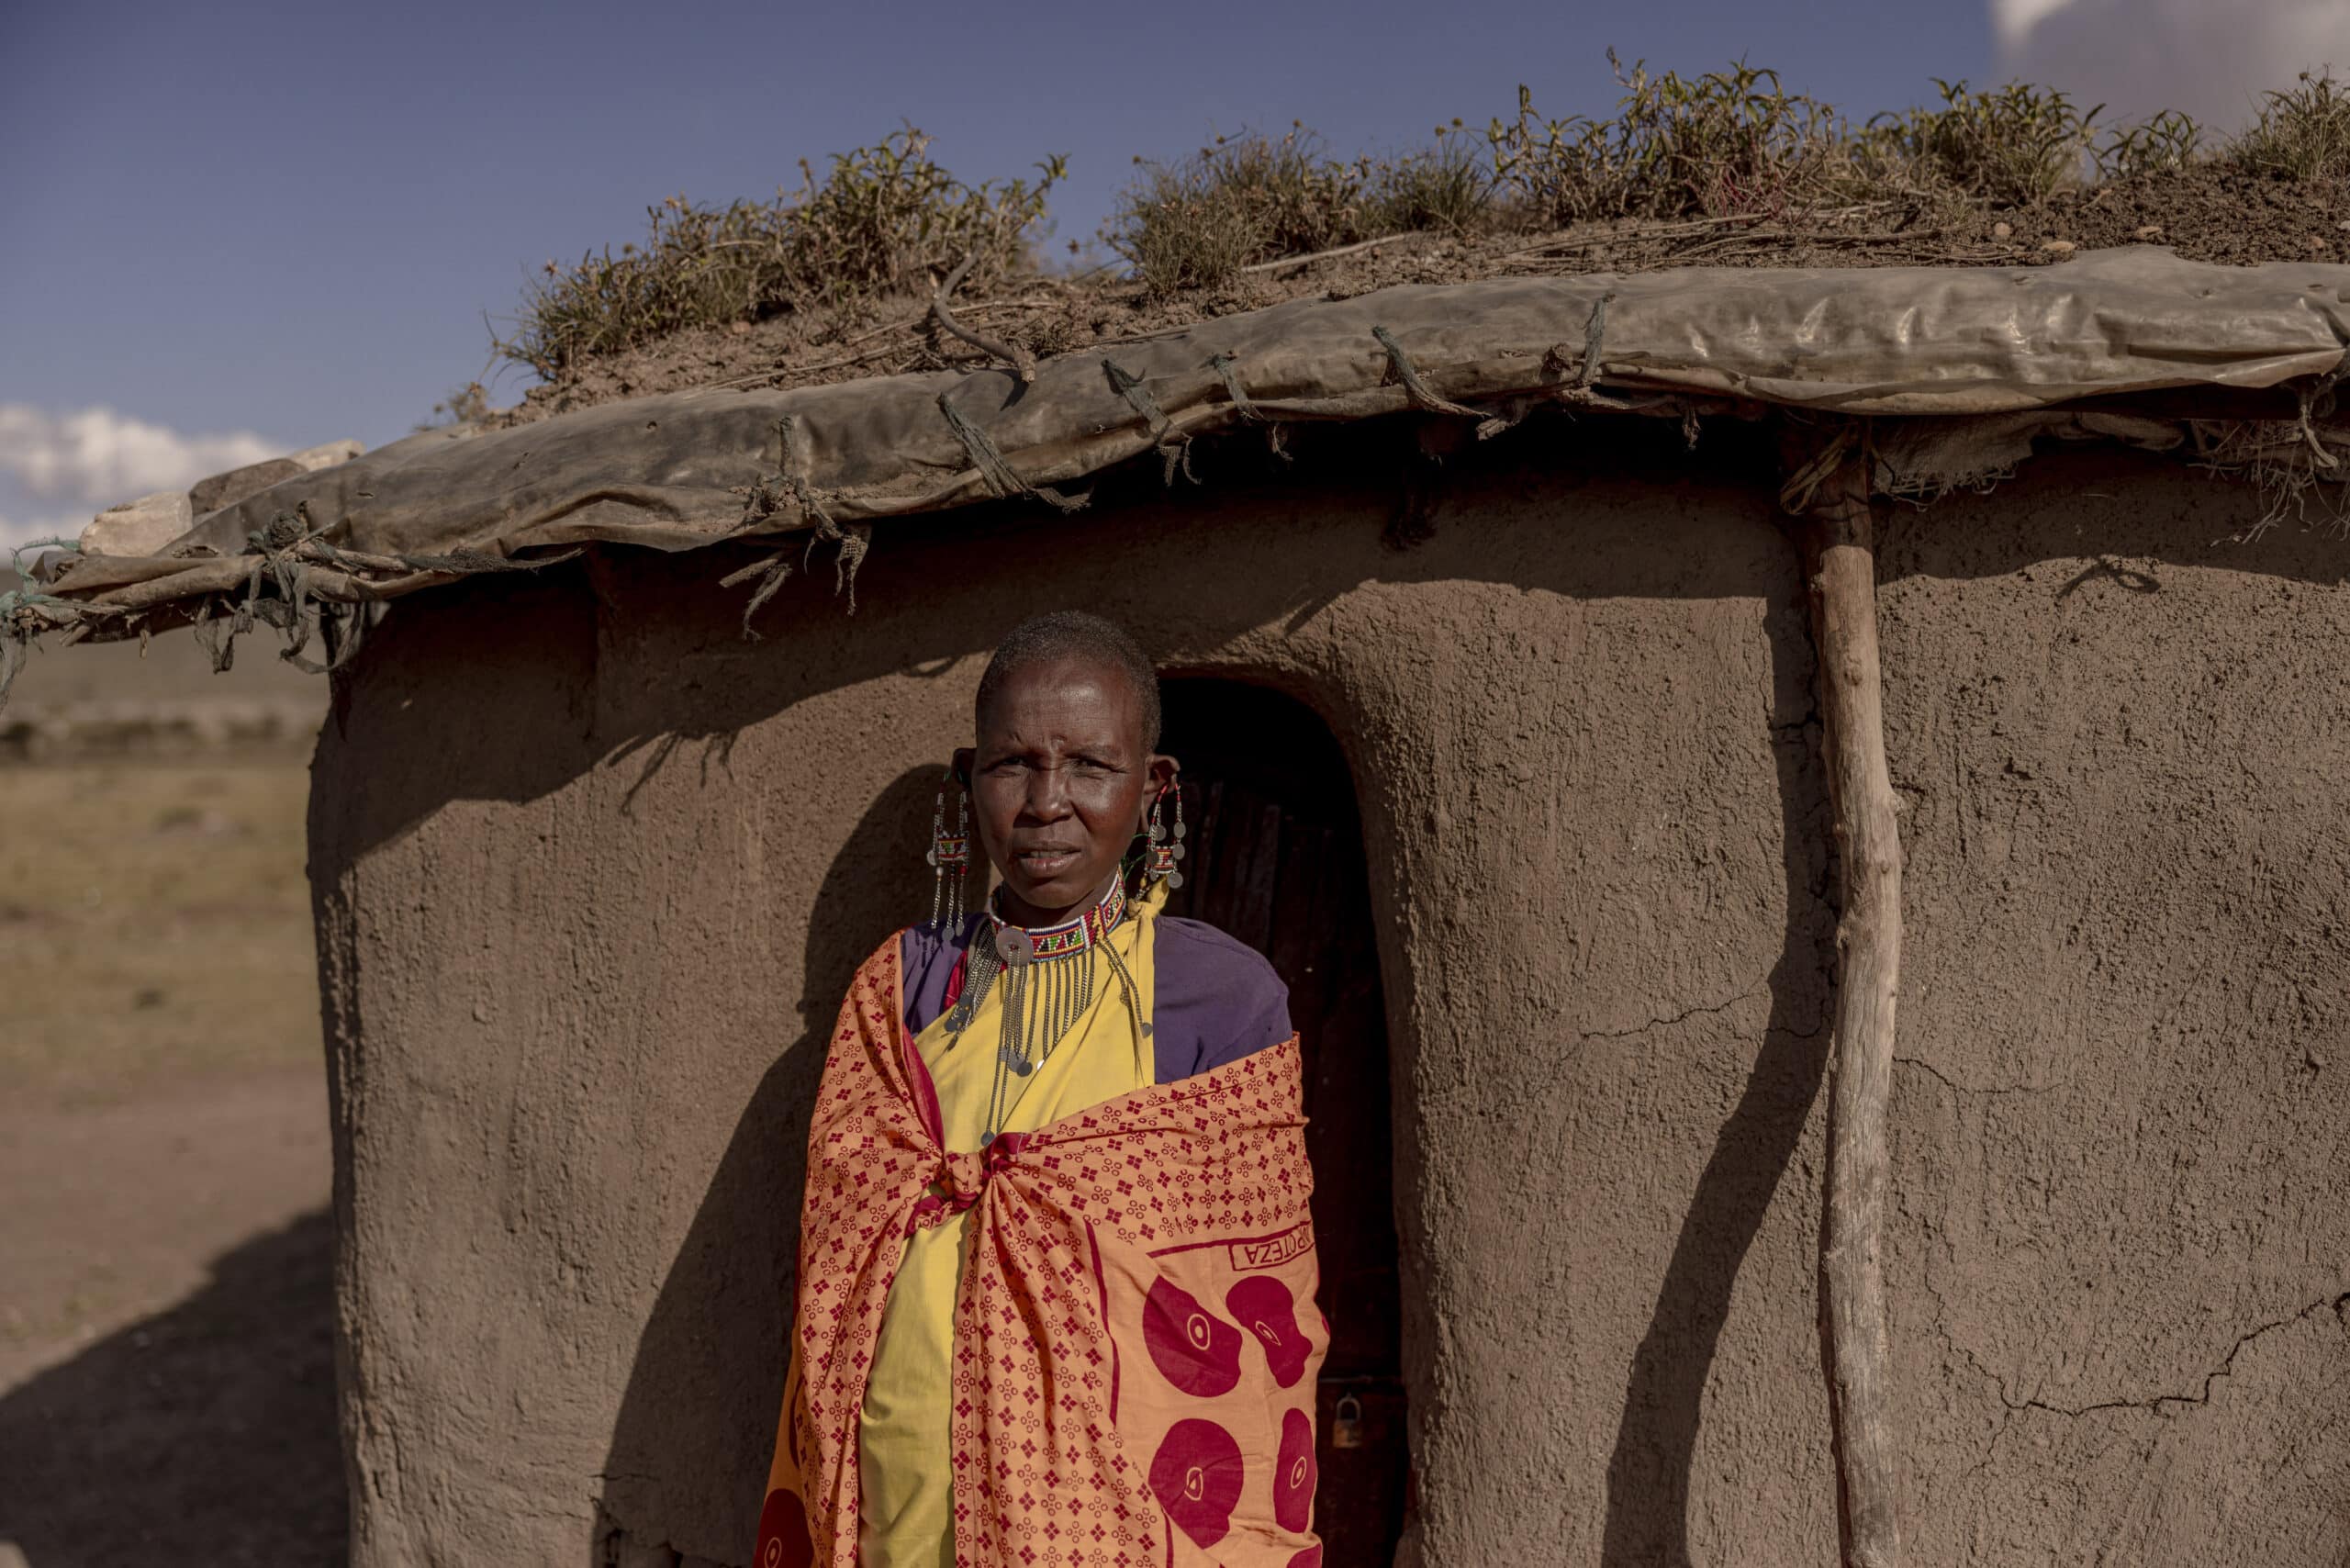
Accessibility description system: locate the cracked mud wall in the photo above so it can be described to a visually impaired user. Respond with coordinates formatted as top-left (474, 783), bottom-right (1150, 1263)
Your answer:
top-left (1875, 447), bottom-right (2350, 1568)
top-left (308, 431), bottom-right (2345, 1568)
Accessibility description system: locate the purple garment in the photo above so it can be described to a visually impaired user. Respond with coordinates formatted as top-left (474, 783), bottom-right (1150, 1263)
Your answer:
top-left (899, 913), bottom-right (1291, 1083)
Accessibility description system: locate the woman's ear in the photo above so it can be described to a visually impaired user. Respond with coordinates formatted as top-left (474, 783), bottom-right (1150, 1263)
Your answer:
top-left (951, 746), bottom-right (975, 790)
top-left (1141, 755), bottom-right (1180, 828)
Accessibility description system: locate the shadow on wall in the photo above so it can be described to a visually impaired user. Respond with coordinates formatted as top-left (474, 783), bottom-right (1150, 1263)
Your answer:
top-left (593, 765), bottom-right (943, 1566)
top-left (0, 1211), bottom-right (347, 1568)
top-left (1599, 605), bottom-right (1836, 1568)
top-left (321, 435), bottom-right (2350, 859)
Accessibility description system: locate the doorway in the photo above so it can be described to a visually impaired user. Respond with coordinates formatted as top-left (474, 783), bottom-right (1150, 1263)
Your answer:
top-left (1155, 679), bottom-right (1409, 1568)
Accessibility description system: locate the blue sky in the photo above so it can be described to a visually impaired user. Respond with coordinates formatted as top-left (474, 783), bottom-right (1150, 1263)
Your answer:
top-left (1, 0), bottom-right (2333, 548)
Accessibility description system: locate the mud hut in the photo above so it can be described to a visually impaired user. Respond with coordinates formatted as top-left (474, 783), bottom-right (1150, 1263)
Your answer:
top-left (18, 244), bottom-right (2350, 1568)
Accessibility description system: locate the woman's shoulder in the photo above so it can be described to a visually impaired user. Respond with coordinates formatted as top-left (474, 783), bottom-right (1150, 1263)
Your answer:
top-left (897, 914), bottom-right (977, 967)
top-left (1150, 916), bottom-right (1292, 1081)
top-left (896, 915), bottom-right (980, 1036)
top-left (1152, 915), bottom-right (1286, 991)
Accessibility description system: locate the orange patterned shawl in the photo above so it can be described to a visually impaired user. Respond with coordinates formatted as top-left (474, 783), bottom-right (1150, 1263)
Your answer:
top-left (758, 935), bottom-right (1327, 1568)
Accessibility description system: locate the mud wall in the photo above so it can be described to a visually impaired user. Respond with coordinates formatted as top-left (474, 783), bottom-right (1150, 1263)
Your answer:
top-left (308, 435), bottom-right (2348, 1568)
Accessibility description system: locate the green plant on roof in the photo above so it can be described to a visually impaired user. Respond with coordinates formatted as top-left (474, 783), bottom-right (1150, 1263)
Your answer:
top-left (1372, 128), bottom-right (1492, 238)
top-left (497, 128), bottom-right (1064, 378)
top-left (1110, 119), bottom-right (1499, 297)
top-left (2097, 110), bottom-right (2203, 179)
top-left (1487, 55), bottom-right (1860, 225)
top-left (1863, 79), bottom-right (2102, 206)
top-left (2234, 71), bottom-right (2350, 183)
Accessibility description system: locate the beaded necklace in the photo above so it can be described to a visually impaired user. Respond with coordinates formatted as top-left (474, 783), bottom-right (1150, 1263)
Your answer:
top-left (944, 876), bottom-right (1148, 1144)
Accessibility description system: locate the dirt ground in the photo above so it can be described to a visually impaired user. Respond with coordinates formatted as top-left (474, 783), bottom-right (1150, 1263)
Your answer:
top-left (510, 165), bottom-right (2350, 420)
top-left (0, 635), bottom-right (343, 1567)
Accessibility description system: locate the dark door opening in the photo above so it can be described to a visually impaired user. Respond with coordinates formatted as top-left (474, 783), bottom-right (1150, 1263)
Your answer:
top-left (1155, 679), bottom-right (1409, 1568)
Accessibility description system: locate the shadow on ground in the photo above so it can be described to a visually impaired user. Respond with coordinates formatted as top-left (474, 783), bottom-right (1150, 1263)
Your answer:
top-left (0, 1210), bottom-right (346, 1567)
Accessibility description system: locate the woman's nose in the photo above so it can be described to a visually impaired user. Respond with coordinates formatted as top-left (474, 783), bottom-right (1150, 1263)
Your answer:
top-left (1022, 767), bottom-right (1072, 821)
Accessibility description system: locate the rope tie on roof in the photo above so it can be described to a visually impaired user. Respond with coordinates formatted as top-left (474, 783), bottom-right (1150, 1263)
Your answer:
top-left (2294, 345), bottom-right (2350, 470)
top-left (935, 391), bottom-right (1087, 513)
top-left (1574, 291), bottom-right (1616, 392)
top-left (239, 509), bottom-right (361, 676)
top-left (778, 414), bottom-right (841, 537)
top-left (1373, 325), bottom-right (1484, 421)
top-left (776, 413), bottom-right (867, 605)
top-left (1543, 290), bottom-right (1620, 405)
top-left (190, 599), bottom-right (239, 674)
top-left (736, 415), bottom-right (842, 537)
top-left (0, 536), bottom-right (82, 709)
top-left (1375, 325), bottom-right (1516, 440)
top-left (725, 414), bottom-right (867, 636)
top-left (1103, 359), bottom-right (1200, 487)
top-left (2310, 344), bottom-right (2350, 416)
top-left (272, 566), bottom-right (369, 677)
top-left (1207, 353), bottom-right (1265, 422)
top-left (1102, 359), bottom-right (1171, 442)
top-left (175, 502), bottom-right (583, 672)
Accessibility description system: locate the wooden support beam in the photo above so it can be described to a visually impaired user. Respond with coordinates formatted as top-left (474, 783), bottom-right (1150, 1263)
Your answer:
top-left (1794, 447), bottom-right (1905, 1568)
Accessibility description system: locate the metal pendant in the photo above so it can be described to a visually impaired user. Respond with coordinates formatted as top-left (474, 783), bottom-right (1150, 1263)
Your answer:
top-left (997, 1045), bottom-right (1034, 1077)
top-left (995, 927), bottom-right (1033, 968)
top-left (1332, 1394), bottom-right (1365, 1449)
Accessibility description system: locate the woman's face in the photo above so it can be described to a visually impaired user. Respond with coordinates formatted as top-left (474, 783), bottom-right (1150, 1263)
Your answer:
top-left (957, 655), bottom-right (1175, 926)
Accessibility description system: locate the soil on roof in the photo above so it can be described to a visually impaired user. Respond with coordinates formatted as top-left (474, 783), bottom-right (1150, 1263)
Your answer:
top-left (500, 165), bottom-right (2350, 425)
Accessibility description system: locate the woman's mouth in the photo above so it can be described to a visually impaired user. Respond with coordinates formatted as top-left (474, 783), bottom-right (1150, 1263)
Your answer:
top-left (1013, 847), bottom-right (1080, 876)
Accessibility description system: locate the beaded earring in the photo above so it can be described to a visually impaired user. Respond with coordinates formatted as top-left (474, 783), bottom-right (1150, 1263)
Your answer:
top-left (926, 767), bottom-right (970, 928)
top-left (1144, 783), bottom-right (1186, 890)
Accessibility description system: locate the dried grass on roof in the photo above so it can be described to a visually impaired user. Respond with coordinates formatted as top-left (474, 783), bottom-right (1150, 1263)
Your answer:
top-left (491, 67), bottom-right (2350, 427)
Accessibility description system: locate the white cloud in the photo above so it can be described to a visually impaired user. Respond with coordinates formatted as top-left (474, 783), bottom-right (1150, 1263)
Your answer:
top-left (1988, 0), bottom-right (2074, 54)
top-left (0, 404), bottom-right (279, 508)
top-left (1993, 0), bottom-right (2350, 131)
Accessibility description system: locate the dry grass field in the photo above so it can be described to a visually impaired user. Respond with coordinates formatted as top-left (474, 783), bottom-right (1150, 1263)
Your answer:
top-left (1, 758), bottom-right (319, 1100)
top-left (0, 629), bottom-right (344, 1566)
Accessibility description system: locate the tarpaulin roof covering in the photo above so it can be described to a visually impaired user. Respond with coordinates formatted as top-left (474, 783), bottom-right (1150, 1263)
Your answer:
top-left (36, 246), bottom-right (2350, 626)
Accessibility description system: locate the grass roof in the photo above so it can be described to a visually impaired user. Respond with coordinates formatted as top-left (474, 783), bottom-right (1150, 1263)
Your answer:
top-left (483, 63), bottom-right (2350, 425)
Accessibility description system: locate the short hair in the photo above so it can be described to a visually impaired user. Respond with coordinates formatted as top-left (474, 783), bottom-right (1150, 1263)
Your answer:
top-left (976, 610), bottom-right (1162, 750)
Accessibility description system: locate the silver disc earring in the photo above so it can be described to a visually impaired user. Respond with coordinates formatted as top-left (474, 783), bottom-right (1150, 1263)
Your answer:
top-left (927, 768), bottom-right (970, 928)
top-left (1146, 785), bottom-right (1185, 890)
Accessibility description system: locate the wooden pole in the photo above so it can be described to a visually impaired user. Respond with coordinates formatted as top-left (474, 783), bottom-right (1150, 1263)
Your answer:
top-left (1794, 447), bottom-right (1904, 1568)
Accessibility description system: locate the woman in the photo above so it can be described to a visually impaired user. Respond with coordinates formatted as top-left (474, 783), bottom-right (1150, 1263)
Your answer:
top-left (759, 611), bottom-right (1327, 1568)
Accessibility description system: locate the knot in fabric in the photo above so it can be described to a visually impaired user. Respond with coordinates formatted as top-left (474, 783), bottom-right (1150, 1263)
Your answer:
top-left (907, 1132), bottom-right (1027, 1235)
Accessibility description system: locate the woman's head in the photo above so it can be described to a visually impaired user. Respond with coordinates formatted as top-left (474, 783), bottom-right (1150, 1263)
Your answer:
top-left (957, 611), bottom-right (1174, 926)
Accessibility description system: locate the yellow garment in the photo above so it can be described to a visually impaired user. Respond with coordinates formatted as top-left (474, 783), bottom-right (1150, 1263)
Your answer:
top-left (856, 897), bottom-right (1158, 1568)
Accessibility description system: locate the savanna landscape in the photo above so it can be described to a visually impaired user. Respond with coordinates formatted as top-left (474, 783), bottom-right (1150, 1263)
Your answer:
top-left (0, 623), bottom-right (338, 1566)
